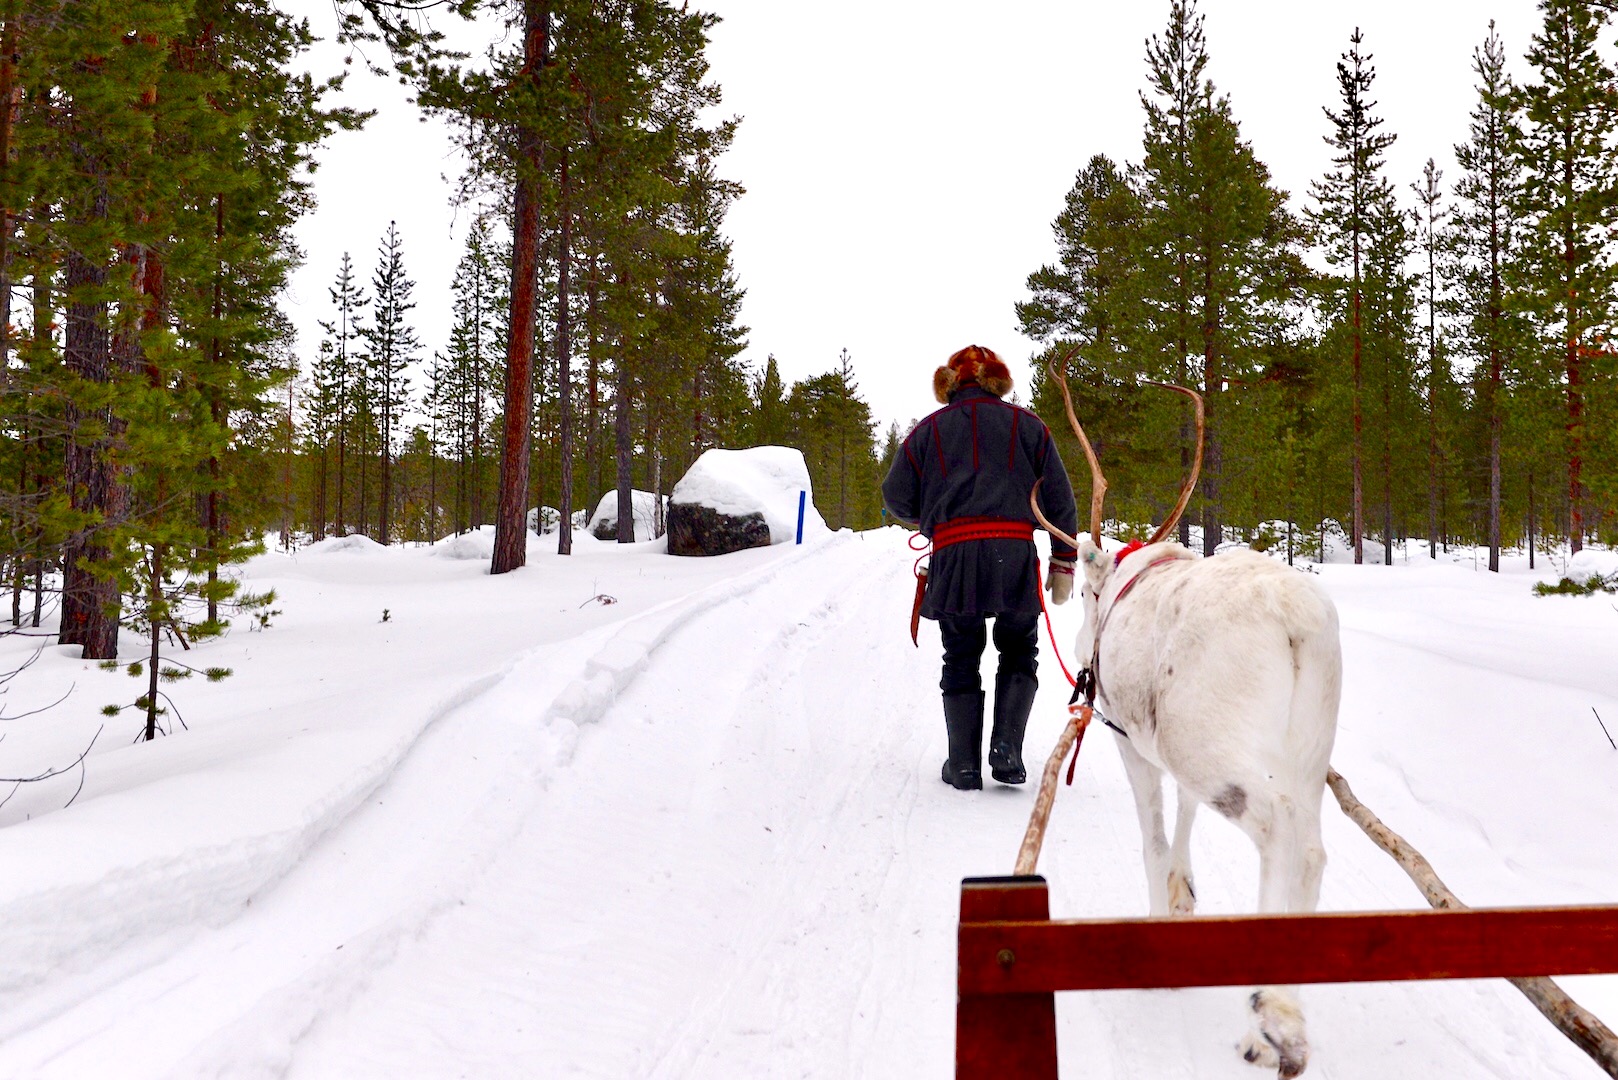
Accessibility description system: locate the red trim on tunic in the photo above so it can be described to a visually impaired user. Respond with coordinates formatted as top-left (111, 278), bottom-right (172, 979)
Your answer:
top-left (932, 516), bottom-right (1035, 549)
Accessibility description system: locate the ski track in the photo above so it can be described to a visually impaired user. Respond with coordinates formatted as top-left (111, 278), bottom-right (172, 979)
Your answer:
top-left (3, 533), bottom-right (1615, 1078)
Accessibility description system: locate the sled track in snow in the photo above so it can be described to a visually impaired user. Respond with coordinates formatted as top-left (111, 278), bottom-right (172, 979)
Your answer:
top-left (0, 536), bottom-right (852, 1080)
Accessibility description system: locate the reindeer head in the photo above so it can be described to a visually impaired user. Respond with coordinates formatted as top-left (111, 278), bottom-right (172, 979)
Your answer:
top-left (1030, 349), bottom-right (1205, 658)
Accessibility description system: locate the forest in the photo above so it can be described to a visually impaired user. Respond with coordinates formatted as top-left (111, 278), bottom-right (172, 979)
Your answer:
top-left (0, 0), bottom-right (885, 673)
top-left (2, 0), bottom-right (1616, 672)
top-left (1022, 0), bottom-right (1618, 571)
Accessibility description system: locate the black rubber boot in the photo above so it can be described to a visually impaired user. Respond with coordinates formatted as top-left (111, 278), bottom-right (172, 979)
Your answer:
top-left (988, 671), bottom-right (1037, 784)
top-left (940, 691), bottom-right (984, 790)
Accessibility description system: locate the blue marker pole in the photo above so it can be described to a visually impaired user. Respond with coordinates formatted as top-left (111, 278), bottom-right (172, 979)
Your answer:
top-left (796, 490), bottom-right (806, 544)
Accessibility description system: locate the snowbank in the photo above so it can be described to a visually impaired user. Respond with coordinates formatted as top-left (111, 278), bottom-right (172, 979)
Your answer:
top-left (303, 534), bottom-right (387, 556)
top-left (586, 490), bottom-right (665, 541)
top-left (431, 526), bottom-right (496, 561)
top-left (670, 446), bottom-right (827, 544)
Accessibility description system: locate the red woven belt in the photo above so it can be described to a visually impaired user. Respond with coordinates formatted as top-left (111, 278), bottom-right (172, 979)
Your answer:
top-left (930, 516), bottom-right (1034, 550)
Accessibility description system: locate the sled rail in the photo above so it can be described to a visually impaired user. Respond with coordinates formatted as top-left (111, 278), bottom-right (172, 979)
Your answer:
top-left (956, 876), bottom-right (1618, 1078)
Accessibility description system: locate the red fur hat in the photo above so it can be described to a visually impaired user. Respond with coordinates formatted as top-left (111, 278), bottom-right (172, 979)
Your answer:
top-left (934, 344), bottom-right (1012, 404)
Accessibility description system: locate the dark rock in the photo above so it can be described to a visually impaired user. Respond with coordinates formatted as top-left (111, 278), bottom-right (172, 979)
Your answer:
top-left (666, 502), bottom-right (771, 557)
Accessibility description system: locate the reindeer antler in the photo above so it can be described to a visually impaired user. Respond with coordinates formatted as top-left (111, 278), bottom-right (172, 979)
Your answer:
top-left (1047, 347), bottom-right (1107, 544)
top-left (1144, 382), bottom-right (1204, 546)
top-left (1029, 480), bottom-right (1080, 552)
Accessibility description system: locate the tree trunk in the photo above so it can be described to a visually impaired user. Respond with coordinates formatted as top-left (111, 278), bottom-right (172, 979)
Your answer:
top-left (556, 148), bottom-right (574, 556)
top-left (1382, 348), bottom-right (1393, 567)
top-left (615, 317), bottom-right (633, 544)
top-left (59, 235), bottom-right (124, 659)
top-left (1350, 284), bottom-right (1364, 565)
top-left (1177, 250), bottom-right (1192, 549)
top-left (380, 390), bottom-right (392, 545)
top-left (145, 546), bottom-right (163, 741)
top-left (1201, 264), bottom-right (1221, 558)
top-left (315, 446), bottom-right (328, 542)
top-left (206, 193), bottom-right (223, 622)
top-left (647, 406), bottom-right (663, 538)
top-left (585, 249), bottom-right (601, 508)
top-left (335, 374), bottom-right (346, 535)
top-left (1426, 228), bottom-right (1439, 560)
top-left (1528, 469), bottom-right (1536, 571)
top-left (281, 382), bottom-right (293, 549)
top-left (0, 20), bottom-right (16, 379)
top-left (492, 0), bottom-right (550, 574)
top-left (1562, 108), bottom-right (1583, 556)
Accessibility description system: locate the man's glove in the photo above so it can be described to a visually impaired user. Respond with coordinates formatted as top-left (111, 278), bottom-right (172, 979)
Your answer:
top-left (1046, 557), bottom-right (1076, 605)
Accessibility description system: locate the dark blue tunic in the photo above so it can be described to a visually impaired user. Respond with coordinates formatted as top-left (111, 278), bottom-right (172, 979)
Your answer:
top-left (881, 386), bottom-right (1080, 619)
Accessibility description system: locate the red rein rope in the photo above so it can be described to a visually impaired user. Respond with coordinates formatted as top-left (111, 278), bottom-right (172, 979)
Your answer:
top-left (1035, 556), bottom-right (1079, 689)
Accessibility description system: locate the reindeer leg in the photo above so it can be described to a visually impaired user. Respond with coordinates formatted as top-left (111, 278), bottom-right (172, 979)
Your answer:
top-left (1114, 734), bottom-right (1172, 917)
top-left (1290, 794), bottom-right (1327, 916)
top-left (1240, 795), bottom-right (1310, 1078)
top-left (1167, 785), bottom-right (1197, 916)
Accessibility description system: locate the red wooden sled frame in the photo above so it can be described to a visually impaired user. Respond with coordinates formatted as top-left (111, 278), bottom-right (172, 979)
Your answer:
top-left (957, 875), bottom-right (1618, 1078)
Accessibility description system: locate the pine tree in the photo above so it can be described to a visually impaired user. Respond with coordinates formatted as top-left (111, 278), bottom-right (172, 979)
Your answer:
top-left (1138, 1), bottom-right (1205, 545)
top-left (307, 340), bottom-right (341, 540)
top-left (438, 220), bottom-right (506, 533)
top-left (1126, 0), bottom-right (1308, 553)
top-left (318, 253), bottom-right (368, 536)
top-left (1446, 22), bottom-right (1526, 572)
top-left (1411, 159), bottom-right (1449, 558)
top-left (1310, 28), bottom-right (1400, 565)
top-left (1511, 0), bottom-right (1618, 554)
top-left (363, 222), bottom-right (420, 545)
top-left (1017, 155), bottom-right (1159, 528)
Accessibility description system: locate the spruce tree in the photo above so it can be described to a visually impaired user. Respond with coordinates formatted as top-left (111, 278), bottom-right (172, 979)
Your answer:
top-left (747, 355), bottom-right (791, 446)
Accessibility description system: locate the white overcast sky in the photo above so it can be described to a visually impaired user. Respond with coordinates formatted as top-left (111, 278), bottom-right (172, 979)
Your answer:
top-left (284, 1), bottom-right (1552, 436)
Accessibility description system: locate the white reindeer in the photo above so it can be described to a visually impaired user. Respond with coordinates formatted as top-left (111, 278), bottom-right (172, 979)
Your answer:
top-left (1033, 361), bottom-right (1342, 1079)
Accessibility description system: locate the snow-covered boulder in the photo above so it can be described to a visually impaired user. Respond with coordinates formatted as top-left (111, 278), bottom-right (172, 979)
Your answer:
top-left (666, 446), bottom-right (826, 557)
top-left (587, 490), bottom-right (665, 541)
top-left (528, 507), bottom-right (560, 535)
top-left (1567, 548), bottom-right (1618, 585)
top-left (527, 507), bottom-right (585, 535)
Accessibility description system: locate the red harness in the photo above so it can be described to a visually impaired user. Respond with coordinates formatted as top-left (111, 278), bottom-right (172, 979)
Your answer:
top-left (1085, 552), bottom-right (1185, 720)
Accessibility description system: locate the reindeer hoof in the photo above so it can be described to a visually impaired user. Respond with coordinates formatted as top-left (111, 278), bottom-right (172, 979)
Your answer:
top-left (1239, 1031), bottom-right (1278, 1069)
top-left (1249, 989), bottom-right (1309, 1078)
top-left (1168, 870), bottom-right (1196, 916)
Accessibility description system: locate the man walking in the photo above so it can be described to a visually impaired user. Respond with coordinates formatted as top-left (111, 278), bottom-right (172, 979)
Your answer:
top-left (882, 345), bottom-right (1080, 790)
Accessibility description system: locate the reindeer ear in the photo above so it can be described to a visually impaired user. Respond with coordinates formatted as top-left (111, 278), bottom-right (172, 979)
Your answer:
top-left (1078, 538), bottom-right (1111, 594)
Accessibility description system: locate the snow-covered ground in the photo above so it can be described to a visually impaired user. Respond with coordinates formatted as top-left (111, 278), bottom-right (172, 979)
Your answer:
top-left (0, 527), bottom-right (1614, 1078)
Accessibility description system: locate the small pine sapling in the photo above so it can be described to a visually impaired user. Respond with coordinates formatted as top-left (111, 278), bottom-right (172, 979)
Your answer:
top-left (1532, 573), bottom-right (1618, 597)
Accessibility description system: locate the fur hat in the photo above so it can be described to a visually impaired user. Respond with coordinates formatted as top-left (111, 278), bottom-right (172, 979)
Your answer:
top-left (934, 344), bottom-right (1012, 404)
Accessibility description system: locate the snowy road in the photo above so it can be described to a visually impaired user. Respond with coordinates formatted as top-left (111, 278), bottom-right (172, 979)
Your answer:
top-left (2, 528), bottom-right (1616, 1078)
